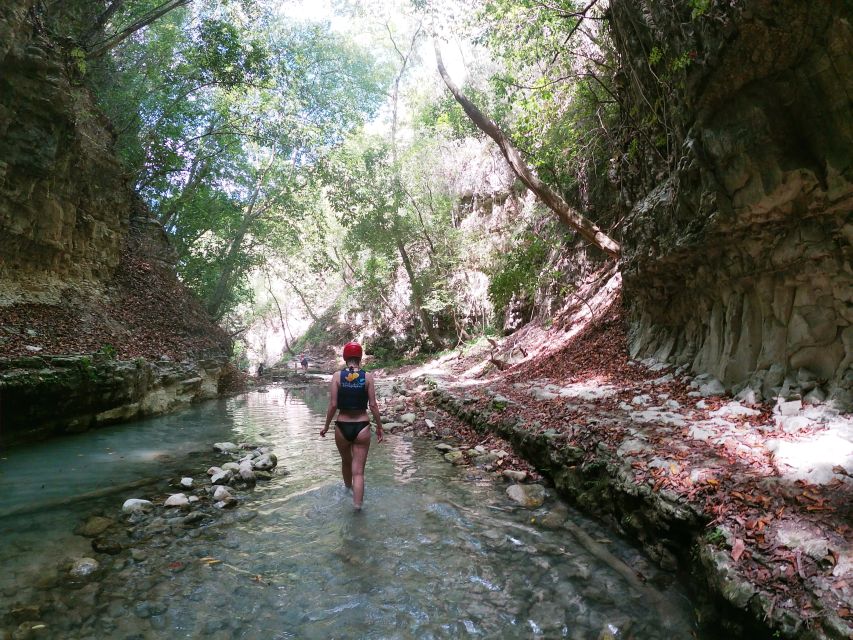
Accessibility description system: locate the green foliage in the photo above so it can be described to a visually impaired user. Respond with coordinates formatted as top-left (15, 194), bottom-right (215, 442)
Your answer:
top-left (705, 527), bottom-right (726, 546)
top-left (487, 232), bottom-right (550, 312)
top-left (89, 4), bottom-right (390, 318)
top-left (648, 46), bottom-right (663, 66)
top-left (70, 48), bottom-right (87, 74)
top-left (98, 344), bottom-right (117, 360)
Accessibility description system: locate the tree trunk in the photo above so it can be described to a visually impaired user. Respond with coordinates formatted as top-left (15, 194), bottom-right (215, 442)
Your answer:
top-left (434, 42), bottom-right (620, 258)
top-left (394, 235), bottom-right (443, 348)
top-left (287, 280), bottom-right (320, 323)
top-left (87, 0), bottom-right (191, 59)
top-left (206, 153), bottom-right (275, 319)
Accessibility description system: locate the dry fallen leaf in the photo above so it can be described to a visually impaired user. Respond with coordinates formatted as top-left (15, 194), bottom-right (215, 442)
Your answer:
top-left (731, 538), bottom-right (746, 562)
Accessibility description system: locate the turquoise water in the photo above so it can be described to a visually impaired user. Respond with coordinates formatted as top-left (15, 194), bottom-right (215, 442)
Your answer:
top-left (0, 388), bottom-right (704, 639)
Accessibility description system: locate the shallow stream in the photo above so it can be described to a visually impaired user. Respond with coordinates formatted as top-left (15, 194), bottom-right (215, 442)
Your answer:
top-left (1, 387), bottom-right (708, 639)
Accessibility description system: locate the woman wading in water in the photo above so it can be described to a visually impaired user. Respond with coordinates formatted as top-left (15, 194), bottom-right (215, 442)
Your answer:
top-left (320, 342), bottom-right (384, 509)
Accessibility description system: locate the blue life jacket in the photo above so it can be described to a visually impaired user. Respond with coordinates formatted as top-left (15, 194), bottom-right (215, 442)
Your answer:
top-left (338, 368), bottom-right (367, 411)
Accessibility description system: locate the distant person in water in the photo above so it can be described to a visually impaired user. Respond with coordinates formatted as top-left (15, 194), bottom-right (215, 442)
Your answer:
top-left (300, 352), bottom-right (309, 372)
top-left (319, 341), bottom-right (384, 509)
top-left (257, 362), bottom-right (265, 377)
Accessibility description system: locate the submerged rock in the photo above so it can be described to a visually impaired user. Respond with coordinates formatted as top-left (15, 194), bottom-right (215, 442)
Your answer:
top-left (252, 453), bottom-right (277, 471)
top-left (76, 516), bottom-right (113, 537)
top-left (69, 558), bottom-right (99, 577)
top-left (213, 442), bottom-right (238, 453)
top-left (506, 483), bottom-right (545, 508)
top-left (443, 450), bottom-right (465, 465)
top-left (122, 499), bottom-right (153, 514)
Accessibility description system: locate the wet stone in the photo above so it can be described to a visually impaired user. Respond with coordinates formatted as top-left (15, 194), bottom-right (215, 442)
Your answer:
top-left (91, 537), bottom-right (123, 555)
top-left (75, 516), bottom-right (114, 538)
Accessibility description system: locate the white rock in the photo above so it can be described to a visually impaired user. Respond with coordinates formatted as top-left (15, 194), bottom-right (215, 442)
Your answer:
top-left (712, 402), bottom-right (761, 418)
top-left (164, 493), bottom-right (189, 507)
top-left (735, 387), bottom-right (759, 405)
top-left (803, 387), bottom-right (826, 405)
top-left (213, 486), bottom-right (233, 501)
top-left (778, 400), bottom-right (803, 416)
top-left (252, 453), bottom-right (277, 471)
top-left (631, 394), bottom-right (652, 406)
top-left (424, 419), bottom-right (435, 429)
top-left (238, 461), bottom-right (256, 483)
top-left (222, 462), bottom-right (240, 472)
top-left (400, 413), bottom-right (417, 425)
top-left (776, 416), bottom-right (811, 434)
top-left (122, 499), bottom-right (153, 514)
top-left (211, 470), bottom-right (233, 485)
top-left (506, 483), bottom-right (545, 508)
top-left (695, 400), bottom-right (708, 409)
top-left (502, 469), bottom-right (527, 482)
top-left (434, 443), bottom-right (454, 452)
top-left (188, 496), bottom-right (200, 503)
top-left (206, 466), bottom-right (223, 476)
top-left (531, 388), bottom-right (558, 401)
top-left (665, 399), bottom-right (681, 410)
top-left (70, 558), bottom-right (99, 577)
top-left (180, 477), bottom-right (193, 489)
top-left (699, 379), bottom-right (726, 397)
top-left (617, 438), bottom-right (651, 456)
top-left (213, 442), bottom-right (238, 453)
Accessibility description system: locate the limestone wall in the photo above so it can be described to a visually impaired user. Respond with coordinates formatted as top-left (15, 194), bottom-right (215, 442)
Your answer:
top-left (613, 0), bottom-right (853, 407)
top-left (0, 355), bottom-right (228, 446)
top-left (0, 0), bottom-right (131, 303)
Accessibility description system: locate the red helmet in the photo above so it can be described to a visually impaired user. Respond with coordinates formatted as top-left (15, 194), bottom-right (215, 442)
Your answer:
top-left (342, 342), bottom-right (363, 360)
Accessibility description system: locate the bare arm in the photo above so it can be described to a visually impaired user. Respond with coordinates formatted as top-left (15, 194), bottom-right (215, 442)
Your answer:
top-left (367, 373), bottom-right (384, 443)
top-left (320, 374), bottom-right (339, 437)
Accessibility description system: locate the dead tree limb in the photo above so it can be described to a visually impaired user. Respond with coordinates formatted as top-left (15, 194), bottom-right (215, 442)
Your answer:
top-left (434, 42), bottom-right (620, 258)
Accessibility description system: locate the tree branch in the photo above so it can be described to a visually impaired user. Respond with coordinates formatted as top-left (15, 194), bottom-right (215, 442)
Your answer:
top-left (433, 41), bottom-right (620, 257)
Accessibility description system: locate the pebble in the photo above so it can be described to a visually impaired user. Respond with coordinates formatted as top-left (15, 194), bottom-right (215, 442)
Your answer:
top-left (121, 499), bottom-right (153, 514)
top-left (164, 493), bottom-right (189, 507)
top-left (69, 558), bottom-right (99, 577)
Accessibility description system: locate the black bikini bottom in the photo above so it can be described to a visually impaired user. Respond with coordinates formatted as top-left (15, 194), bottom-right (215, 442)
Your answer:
top-left (336, 421), bottom-right (370, 443)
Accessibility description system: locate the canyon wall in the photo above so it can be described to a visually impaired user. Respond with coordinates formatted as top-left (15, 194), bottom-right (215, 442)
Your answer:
top-left (0, 0), bottom-right (131, 303)
top-left (612, 0), bottom-right (853, 407)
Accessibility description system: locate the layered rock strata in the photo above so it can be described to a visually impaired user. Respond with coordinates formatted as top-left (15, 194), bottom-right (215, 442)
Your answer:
top-left (0, 355), bottom-right (228, 446)
top-left (0, 0), bottom-right (130, 303)
top-left (612, 0), bottom-right (853, 407)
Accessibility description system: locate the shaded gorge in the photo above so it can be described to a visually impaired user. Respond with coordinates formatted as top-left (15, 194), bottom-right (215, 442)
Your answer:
top-left (1, 388), bottom-right (710, 638)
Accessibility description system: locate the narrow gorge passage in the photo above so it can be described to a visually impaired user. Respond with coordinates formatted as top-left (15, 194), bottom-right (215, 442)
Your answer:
top-left (0, 386), bottom-right (706, 639)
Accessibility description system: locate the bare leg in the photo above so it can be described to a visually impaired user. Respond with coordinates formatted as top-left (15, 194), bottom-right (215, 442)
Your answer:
top-left (350, 426), bottom-right (371, 509)
top-left (334, 427), bottom-right (353, 489)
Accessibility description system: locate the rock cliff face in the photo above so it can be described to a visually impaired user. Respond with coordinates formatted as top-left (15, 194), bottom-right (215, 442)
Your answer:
top-left (0, 2), bottom-right (234, 441)
top-left (0, 0), bottom-right (130, 303)
top-left (611, 0), bottom-right (853, 407)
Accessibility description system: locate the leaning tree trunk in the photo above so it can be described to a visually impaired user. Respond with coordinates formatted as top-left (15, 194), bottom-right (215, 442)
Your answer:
top-left (434, 42), bottom-right (620, 258)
